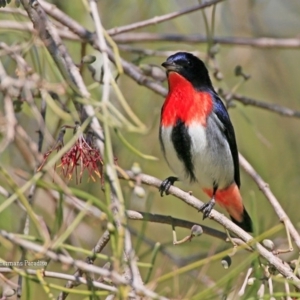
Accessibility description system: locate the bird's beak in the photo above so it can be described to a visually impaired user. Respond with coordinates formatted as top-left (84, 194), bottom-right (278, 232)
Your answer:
top-left (161, 61), bottom-right (180, 72)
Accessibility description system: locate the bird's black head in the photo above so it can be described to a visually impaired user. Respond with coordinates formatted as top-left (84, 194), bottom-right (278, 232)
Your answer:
top-left (162, 52), bottom-right (213, 91)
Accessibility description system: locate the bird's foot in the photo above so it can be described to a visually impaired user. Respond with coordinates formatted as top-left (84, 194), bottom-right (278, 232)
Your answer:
top-left (159, 176), bottom-right (178, 196)
top-left (199, 198), bottom-right (215, 219)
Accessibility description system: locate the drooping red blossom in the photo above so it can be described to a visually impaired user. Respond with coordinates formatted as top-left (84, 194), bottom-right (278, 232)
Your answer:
top-left (37, 123), bottom-right (103, 184)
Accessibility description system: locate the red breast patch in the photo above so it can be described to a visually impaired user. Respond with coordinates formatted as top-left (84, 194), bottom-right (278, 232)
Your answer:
top-left (161, 72), bottom-right (213, 127)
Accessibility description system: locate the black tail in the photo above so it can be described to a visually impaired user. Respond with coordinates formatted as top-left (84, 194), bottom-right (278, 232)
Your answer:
top-left (230, 207), bottom-right (253, 232)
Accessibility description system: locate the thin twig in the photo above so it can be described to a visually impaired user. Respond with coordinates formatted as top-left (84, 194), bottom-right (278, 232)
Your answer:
top-left (225, 92), bottom-right (300, 119)
top-left (126, 210), bottom-right (226, 241)
top-left (0, 95), bottom-right (17, 153)
top-left (107, 0), bottom-right (225, 36)
top-left (0, 20), bottom-right (79, 40)
top-left (112, 32), bottom-right (300, 49)
top-left (19, 0), bottom-right (104, 148)
top-left (239, 154), bottom-right (300, 250)
top-left (118, 45), bottom-right (202, 58)
top-left (89, 2), bottom-right (143, 299)
top-left (3, 19), bottom-right (300, 50)
top-left (0, 267), bottom-right (124, 295)
top-left (57, 231), bottom-right (111, 300)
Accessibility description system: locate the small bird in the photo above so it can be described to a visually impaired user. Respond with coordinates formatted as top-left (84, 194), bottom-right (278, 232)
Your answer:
top-left (159, 52), bottom-right (252, 232)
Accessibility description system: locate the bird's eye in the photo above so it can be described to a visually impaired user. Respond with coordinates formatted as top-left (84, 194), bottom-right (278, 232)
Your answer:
top-left (180, 60), bottom-right (192, 67)
top-left (185, 60), bottom-right (193, 67)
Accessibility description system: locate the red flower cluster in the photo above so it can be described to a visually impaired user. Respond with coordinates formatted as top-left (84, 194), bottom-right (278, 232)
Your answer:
top-left (59, 132), bottom-right (103, 183)
top-left (37, 123), bottom-right (103, 184)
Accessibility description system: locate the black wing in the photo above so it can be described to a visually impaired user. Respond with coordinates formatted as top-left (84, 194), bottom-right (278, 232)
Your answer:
top-left (212, 94), bottom-right (240, 188)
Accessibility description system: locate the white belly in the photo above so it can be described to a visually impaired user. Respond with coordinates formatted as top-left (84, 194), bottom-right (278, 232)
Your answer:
top-left (160, 120), bottom-right (234, 190)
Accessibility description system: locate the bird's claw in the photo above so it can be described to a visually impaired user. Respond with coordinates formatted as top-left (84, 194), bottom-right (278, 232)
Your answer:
top-left (159, 176), bottom-right (178, 196)
top-left (199, 198), bottom-right (215, 220)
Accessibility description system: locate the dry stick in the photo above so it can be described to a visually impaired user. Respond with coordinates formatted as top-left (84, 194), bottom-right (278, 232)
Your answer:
top-left (118, 45), bottom-right (202, 58)
top-left (112, 32), bottom-right (300, 49)
top-left (106, 0), bottom-right (225, 36)
top-left (50, 182), bottom-right (228, 241)
top-left (3, 76), bottom-right (26, 299)
top-left (0, 267), bottom-right (119, 295)
top-left (39, 1), bottom-right (167, 96)
top-left (239, 154), bottom-right (300, 250)
top-left (49, 187), bottom-right (227, 241)
top-left (3, 19), bottom-right (300, 50)
top-left (0, 7), bottom-right (29, 17)
top-left (19, 0), bottom-right (105, 149)
top-left (89, 2), bottom-right (144, 299)
top-left (127, 226), bottom-right (223, 298)
top-left (0, 61), bottom-right (17, 152)
top-left (0, 230), bottom-right (168, 300)
top-left (0, 20), bottom-right (80, 40)
top-left (39, 0), bottom-right (93, 41)
top-left (39, 4), bottom-right (151, 94)
top-left (121, 171), bottom-right (300, 288)
top-left (2, 20), bottom-right (61, 298)
top-left (227, 93), bottom-right (300, 119)
top-left (57, 231), bottom-right (110, 300)
top-left (52, 187), bottom-right (228, 242)
top-left (1, 95), bottom-right (17, 152)
top-left (126, 210), bottom-right (226, 241)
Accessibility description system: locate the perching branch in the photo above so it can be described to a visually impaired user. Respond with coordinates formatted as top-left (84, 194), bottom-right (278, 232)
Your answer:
top-left (120, 171), bottom-right (300, 288)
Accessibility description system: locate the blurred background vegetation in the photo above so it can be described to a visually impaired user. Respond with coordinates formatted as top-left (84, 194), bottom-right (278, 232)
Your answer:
top-left (1, 0), bottom-right (300, 299)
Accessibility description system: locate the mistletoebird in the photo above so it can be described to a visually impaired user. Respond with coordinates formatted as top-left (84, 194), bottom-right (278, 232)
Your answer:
top-left (159, 52), bottom-right (252, 232)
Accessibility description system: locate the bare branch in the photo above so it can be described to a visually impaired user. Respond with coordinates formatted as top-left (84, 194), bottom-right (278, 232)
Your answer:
top-left (0, 95), bottom-right (17, 152)
top-left (223, 92), bottom-right (300, 119)
top-left (107, 0), bottom-right (225, 36)
top-left (113, 32), bottom-right (300, 49)
top-left (57, 231), bottom-right (111, 300)
top-left (120, 171), bottom-right (300, 288)
top-left (0, 267), bottom-right (122, 295)
top-left (239, 154), bottom-right (300, 250)
top-left (126, 210), bottom-right (226, 241)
